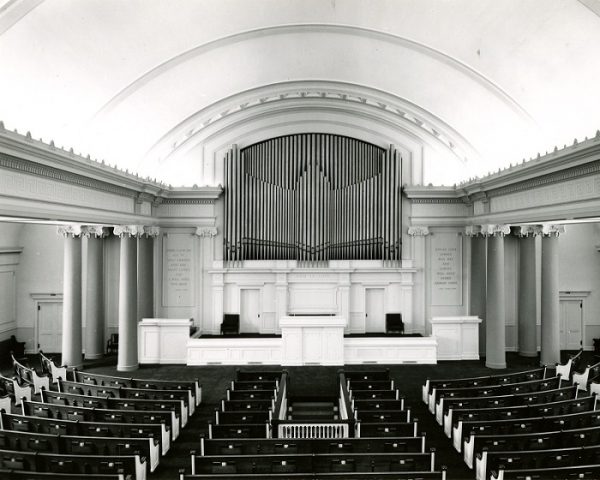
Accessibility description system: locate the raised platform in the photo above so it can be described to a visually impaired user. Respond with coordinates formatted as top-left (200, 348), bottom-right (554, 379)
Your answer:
top-left (186, 333), bottom-right (437, 366)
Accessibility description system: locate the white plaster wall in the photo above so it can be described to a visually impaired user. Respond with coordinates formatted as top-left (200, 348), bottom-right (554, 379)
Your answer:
top-left (15, 224), bottom-right (63, 350)
top-left (558, 223), bottom-right (600, 349)
top-left (0, 222), bottom-right (24, 340)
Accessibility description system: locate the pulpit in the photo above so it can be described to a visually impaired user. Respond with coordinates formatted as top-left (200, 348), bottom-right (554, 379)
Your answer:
top-left (430, 316), bottom-right (481, 360)
top-left (138, 318), bottom-right (193, 364)
top-left (280, 315), bottom-right (347, 366)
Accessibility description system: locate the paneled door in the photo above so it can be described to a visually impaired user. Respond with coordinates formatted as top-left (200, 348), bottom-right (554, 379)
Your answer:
top-left (240, 289), bottom-right (260, 333)
top-left (365, 288), bottom-right (385, 333)
top-left (37, 302), bottom-right (63, 353)
top-left (560, 299), bottom-right (583, 350)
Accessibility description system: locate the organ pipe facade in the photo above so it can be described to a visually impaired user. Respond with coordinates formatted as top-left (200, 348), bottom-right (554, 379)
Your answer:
top-left (224, 133), bottom-right (401, 263)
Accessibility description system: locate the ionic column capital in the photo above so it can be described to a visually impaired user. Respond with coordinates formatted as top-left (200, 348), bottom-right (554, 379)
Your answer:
top-left (113, 225), bottom-right (144, 238)
top-left (407, 226), bottom-right (430, 237)
top-left (80, 225), bottom-right (109, 238)
top-left (57, 225), bottom-right (82, 238)
top-left (515, 225), bottom-right (543, 237)
top-left (143, 226), bottom-right (161, 238)
top-left (195, 226), bottom-right (218, 237)
top-left (464, 225), bottom-right (482, 237)
top-left (541, 224), bottom-right (565, 237)
top-left (481, 224), bottom-right (511, 237)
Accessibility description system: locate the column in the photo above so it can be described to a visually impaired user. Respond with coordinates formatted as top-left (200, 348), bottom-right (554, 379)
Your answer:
top-left (58, 225), bottom-right (83, 368)
top-left (516, 225), bottom-right (541, 357)
top-left (196, 227), bottom-right (218, 332)
top-left (465, 226), bottom-right (486, 355)
top-left (114, 225), bottom-right (142, 372)
top-left (81, 226), bottom-right (108, 360)
top-left (138, 226), bottom-right (160, 321)
top-left (408, 226), bottom-right (429, 335)
top-left (483, 224), bottom-right (510, 369)
top-left (540, 224), bottom-right (564, 366)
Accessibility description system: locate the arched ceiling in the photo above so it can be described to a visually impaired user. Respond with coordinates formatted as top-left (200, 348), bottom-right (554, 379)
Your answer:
top-left (1, 0), bottom-right (599, 186)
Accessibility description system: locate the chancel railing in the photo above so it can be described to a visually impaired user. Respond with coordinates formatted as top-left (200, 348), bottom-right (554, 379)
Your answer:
top-left (223, 133), bottom-right (402, 264)
top-left (278, 422), bottom-right (350, 439)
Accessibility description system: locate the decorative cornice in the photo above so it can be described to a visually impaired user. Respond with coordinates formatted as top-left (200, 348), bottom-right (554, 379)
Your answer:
top-left (407, 226), bottom-right (430, 237)
top-left (480, 224), bottom-right (511, 237)
top-left (410, 198), bottom-right (465, 204)
top-left (541, 224), bottom-right (566, 237)
top-left (80, 225), bottom-right (109, 238)
top-left (113, 225), bottom-right (145, 238)
top-left (195, 226), bottom-right (218, 237)
top-left (57, 225), bottom-right (82, 238)
top-left (161, 198), bottom-right (216, 205)
top-left (515, 225), bottom-right (543, 237)
top-left (0, 151), bottom-right (137, 198)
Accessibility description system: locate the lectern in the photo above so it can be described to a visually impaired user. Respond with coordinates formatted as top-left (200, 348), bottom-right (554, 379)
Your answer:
top-left (280, 315), bottom-right (347, 366)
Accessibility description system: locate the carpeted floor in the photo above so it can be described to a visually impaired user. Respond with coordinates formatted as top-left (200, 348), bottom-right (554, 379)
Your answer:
top-left (6, 350), bottom-right (591, 479)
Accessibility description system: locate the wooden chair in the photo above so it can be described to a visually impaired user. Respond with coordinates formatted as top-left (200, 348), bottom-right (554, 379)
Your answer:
top-left (221, 314), bottom-right (240, 335)
top-left (385, 313), bottom-right (404, 334)
top-left (106, 334), bottom-right (119, 355)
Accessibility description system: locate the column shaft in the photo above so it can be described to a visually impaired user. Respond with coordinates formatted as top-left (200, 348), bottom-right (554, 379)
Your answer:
top-left (85, 236), bottom-right (104, 359)
top-left (518, 235), bottom-right (538, 357)
top-left (470, 235), bottom-right (487, 355)
top-left (486, 235), bottom-right (506, 369)
top-left (541, 235), bottom-right (560, 365)
top-left (61, 235), bottom-right (82, 367)
top-left (117, 235), bottom-right (139, 371)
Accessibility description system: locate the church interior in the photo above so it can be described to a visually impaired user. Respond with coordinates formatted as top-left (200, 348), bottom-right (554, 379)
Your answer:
top-left (1, 1), bottom-right (600, 479)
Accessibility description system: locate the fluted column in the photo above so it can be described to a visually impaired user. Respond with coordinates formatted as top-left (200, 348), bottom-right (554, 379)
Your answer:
top-left (541, 224), bottom-right (565, 366)
top-left (114, 225), bottom-right (143, 372)
top-left (82, 226), bottom-right (109, 360)
top-left (483, 224), bottom-right (510, 369)
top-left (516, 225), bottom-right (541, 357)
top-left (465, 226), bottom-right (487, 355)
top-left (138, 226), bottom-right (160, 321)
top-left (58, 225), bottom-right (83, 368)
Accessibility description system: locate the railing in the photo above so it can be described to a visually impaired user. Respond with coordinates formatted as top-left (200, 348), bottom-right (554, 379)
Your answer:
top-left (278, 422), bottom-right (349, 439)
top-left (269, 371), bottom-right (288, 437)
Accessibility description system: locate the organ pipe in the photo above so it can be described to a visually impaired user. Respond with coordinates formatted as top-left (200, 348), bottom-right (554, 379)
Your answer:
top-left (223, 133), bottom-right (401, 263)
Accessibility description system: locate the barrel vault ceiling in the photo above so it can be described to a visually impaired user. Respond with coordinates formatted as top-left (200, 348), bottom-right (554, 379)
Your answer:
top-left (1, 0), bottom-right (600, 187)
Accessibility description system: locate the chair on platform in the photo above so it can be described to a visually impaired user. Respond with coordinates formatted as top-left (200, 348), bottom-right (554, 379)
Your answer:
top-left (385, 313), bottom-right (404, 334)
top-left (106, 334), bottom-right (119, 355)
top-left (221, 314), bottom-right (240, 335)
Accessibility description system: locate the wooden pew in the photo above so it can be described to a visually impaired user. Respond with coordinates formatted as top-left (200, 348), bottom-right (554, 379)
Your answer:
top-left (423, 366), bottom-right (547, 407)
top-left (0, 429), bottom-right (159, 472)
top-left (357, 421), bottom-right (418, 438)
top-left (221, 399), bottom-right (273, 412)
top-left (478, 444), bottom-right (600, 480)
top-left (354, 409), bottom-right (411, 423)
top-left (352, 399), bottom-right (405, 411)
top-left (39, 351), bottom-right (68, 385)
top-left (0, 470), bottom-right (127, 480)
top-left (572, 360), bottom-right (600, 391)
top-left (12, 355), bottom-right (50, 395)
top-left (231, 380), bottom-right (278, 391)
top-left (226, 389), bottom-right (275, 401)
top-left (0, 448), bottom-right (146, 479)
top-left (70, 369), bottom-right (202, 407)
top-left (440, 385), bottom-right (577, 430)
top-left (344, 370), bottom-right (391, 382)
top-left (208, 422), bottom-right (269, 439)
top-left (235, 370), bottom-right (283, 382)
top-left (0, 374), bottom-right (32, 405)
top-left (555, 348), bottom-right (584, 380)
top-left (434, 376), bottom-right (562, 423)
top-left (491, 462), bottom-right (600, 480)
top-left (215, 410), bottom-right (269, 425)
top-left (40, 390), bottom-right (187, 429)
top-left (57, 378), bottom-right (195, 416)
top-left (200, 436), bottom-right (427, 455)
top-left (181, 472), bottom-right (447, 480)
top-left (21, 400), bottom-right (175, 445)
top-left (462, 424), bottom-right (600, 469)
top-left (457, 408), bottom-right (600, 454)
top-left (350, 389), bottom-right (400, 400)
top-left (447, 394), bottom-right (597, 437)
top-left (347, 380), bottom-right (395, 391)
top-left (190, 450), bottom-right (436, 475)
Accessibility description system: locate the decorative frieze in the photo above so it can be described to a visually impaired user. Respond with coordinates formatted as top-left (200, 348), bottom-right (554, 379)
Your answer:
top-left (407, 226), bottom-right (430, 237)
top-left (195, 226), bottom-right (218, 237)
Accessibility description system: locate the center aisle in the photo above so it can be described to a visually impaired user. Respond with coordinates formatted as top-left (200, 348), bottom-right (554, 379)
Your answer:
top-left (78, 353), bottom-right (551, 480)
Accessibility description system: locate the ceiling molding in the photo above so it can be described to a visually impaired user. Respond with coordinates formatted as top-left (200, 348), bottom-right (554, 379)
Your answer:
top-left (0, 0), bottom-right (43, 37)
top-left (95, 23), bottom-right (533, 123)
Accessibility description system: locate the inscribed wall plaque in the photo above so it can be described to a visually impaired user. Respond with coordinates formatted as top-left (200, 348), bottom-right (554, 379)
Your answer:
top-left (162, 234), bottom-right (194, 307)
top-left (431, 233), bottom-right (462, 306)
